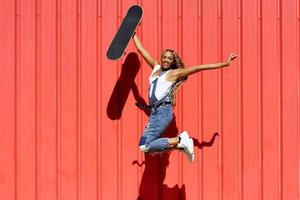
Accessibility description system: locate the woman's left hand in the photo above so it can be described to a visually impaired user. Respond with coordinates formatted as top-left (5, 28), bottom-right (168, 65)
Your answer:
top-left (226, 53), bottom-right (237, 65)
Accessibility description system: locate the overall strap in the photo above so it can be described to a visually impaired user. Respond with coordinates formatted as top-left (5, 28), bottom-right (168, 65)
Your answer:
top-left (149, 79), bottom-right (179, 108)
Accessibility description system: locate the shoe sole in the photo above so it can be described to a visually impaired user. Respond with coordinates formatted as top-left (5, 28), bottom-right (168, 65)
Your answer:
top-left (185, 137), bottom-right (194, 155)
top-left (188, 138), bottom-right (194, 162)
top-left (181, 138), bottom-right (195, 163)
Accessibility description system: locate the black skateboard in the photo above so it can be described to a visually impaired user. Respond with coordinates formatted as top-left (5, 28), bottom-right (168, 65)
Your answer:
top-left (106, 5), bottom-right (143, 60)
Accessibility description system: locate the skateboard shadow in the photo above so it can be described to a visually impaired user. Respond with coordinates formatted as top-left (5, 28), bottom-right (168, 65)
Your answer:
top-left (106, 52), bottom-right (149, 120)
top-left (133, 116), bottom-right (186, 200)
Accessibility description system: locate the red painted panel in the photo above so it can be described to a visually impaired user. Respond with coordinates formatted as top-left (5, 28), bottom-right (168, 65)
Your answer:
top-left (222, 0), bottom-right (240, 199)
top-left (18, 0), bottom-right (37, 199)
top-left (202, 0), bottom-right (220, 199)
top-left (0, 1), bottom-right (16, 200)
top-left (60, 0), bottom-right (78, 199)
top-left (81, 0), bottom-right (98, 199)
top-left (262, 0), bottom-right (280, 199)
top-left (282, 0), bottom-right (298, 199)
top-left (0, 0), bottom-right (299, 200)
top-left (101, 0), bottom-right (119, 199)
top-left (242, 0), bottom-right (261, 199)
top-left (40, 1), bottom-right (57, 200)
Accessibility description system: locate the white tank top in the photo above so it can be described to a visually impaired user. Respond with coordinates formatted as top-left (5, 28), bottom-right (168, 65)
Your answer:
top-left (149, 65), bottom-right (175, 103)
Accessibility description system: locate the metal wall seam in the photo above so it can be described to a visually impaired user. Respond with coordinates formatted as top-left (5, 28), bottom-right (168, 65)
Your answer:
top-left (197, 0), bottom-right (203, 199)
top-left (156, 7), bottom-right (162, 194)
top-left (298, 0), bottom-right (300, 198)
top-left (257, 0), bottom-right (263, 198)
top-left (297, 0), bottom-right (300, 196)
top-left (35, 0), bottom-right (41, 198)
top-left (14, 0), bottom-right (21, 199)
top-left (276, 0), bottom-right (283, 198)
top-left (56, 0), bottom-right (62, 199)
top-left (96, 0), bottom-right (102, 199)
top-left (116, 0), bottom-right (122, 199)
top-left (217, 0), bottom-right (223, 199)
top-left (76, 0), bottom-right (82, 198)
top-left (158, 0), bottom-right (162, 57)
top-left (177, 0), bottom-right (183, 186)
top-left (238, 0), bottom-right (244, 198)
top-left (137, 0), bottom-right (143, 193)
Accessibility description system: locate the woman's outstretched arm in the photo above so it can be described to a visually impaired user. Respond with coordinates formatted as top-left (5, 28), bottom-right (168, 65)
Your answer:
top-left (133, 34), bottom-right (158, 68)
top-left (168, 53), bottom-right (237, 80)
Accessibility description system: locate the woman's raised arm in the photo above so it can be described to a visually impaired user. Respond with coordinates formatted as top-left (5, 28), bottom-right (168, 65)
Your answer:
top-left (133, 34), bottom-right (158, 68)
top-left (168, 53), bottom-right (237, 81)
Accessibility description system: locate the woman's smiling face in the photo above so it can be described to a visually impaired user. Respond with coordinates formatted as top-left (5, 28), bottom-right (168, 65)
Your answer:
top-left (161, 51), bottom-right (175, 69)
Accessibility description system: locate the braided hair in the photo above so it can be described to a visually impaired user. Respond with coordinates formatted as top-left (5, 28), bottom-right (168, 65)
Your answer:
top-left (161, 49), bottom-right (187, 106)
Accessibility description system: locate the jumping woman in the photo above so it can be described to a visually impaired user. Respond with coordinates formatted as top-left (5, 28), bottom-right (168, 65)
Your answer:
top-left (133, 34), bottom-right (237, 162)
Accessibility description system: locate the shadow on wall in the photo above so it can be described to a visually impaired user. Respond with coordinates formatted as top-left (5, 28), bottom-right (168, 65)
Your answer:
top-left (107, 53), bottom-right (219, 199)
top-left (134, 116), bottom-right (187, 200)
top-left (107, 53), bottom-right (185, 199)
top-left (106, 52), bottom-right (149, 120)
top-left (133, 123), bottom-right (219, 200)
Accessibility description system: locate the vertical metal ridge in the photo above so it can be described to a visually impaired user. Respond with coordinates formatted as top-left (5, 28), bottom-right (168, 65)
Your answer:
top-left (197, 0), bottom-right (203, 199)
top-left (177, 0), bottom-right (183, 187)
top-left (237, 0), bottom-right (244, 199)
top-left (14, 0), bottom-right (20, 199)
top-left (297, 0), bottom-right (300, 199)
top-left (217, 0), bottom-right (223, 199)
top-left (116, 1), bottom-right (122, 199)
top-left (156, 1), bottom-right (164, 191)
top-left (56, 0), bottom-right (62, 199)
top-left (276, 0), bottom-right (283, 199)
top-left (35, 0), bottom-right (41, 198)
top-left (76, 0), bottom-right (82, 199)
top-left (179, 0), bottom-right (183, 126)
top-left (137, 0), bottom-right (143, 194)
top-left (298, 0), bottom-right (300, 20)
top-left (158, 0), bottom-right (163, 53)
top-left (257, 0), bottom-right (263, 199)
top-left (297, 0), bottom-right (300, 198)
top-left (156, 1), bottom-right (164, 192)
top-left (96, 0), bottom-right (102, 199)
top-left (115, 1), bottom-right (120, 199)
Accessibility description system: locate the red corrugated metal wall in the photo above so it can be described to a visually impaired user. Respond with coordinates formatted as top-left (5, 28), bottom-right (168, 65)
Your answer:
top-left (0, 0), bottom-right (299, 199)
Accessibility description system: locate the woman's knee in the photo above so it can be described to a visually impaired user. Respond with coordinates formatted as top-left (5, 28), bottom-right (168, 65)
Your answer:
top-left (139, 144), bottom-right (150, 153)
top-left (139, 138), bottom-right (169, 153)
top-left (139, 135), bottom-right (150, 153)
top-left (138, 136), bottom-right (156, 153)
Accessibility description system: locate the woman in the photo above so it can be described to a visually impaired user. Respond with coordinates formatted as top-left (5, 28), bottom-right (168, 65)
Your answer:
top-left (133, 34), bottom-right (237, 162)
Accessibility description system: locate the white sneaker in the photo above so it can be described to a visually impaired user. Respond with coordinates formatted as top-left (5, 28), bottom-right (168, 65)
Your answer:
top-left (178, 131), bottom-right (194, 162)
top-left (188, 138), bottom-right (194, 162)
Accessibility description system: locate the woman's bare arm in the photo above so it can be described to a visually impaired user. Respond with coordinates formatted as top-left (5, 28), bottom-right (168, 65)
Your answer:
top-left (133, 34), bottom-right (158, 68)
top-left (167, 53), bottom-right (237, 81)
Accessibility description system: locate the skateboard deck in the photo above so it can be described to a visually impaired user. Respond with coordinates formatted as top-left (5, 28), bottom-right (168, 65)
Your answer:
top-left (106, 5), bottom-right (143, 60)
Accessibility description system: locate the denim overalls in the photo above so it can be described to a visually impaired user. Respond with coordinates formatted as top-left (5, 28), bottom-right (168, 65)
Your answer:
top-left (138, 69), bottom-right (176, 153)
